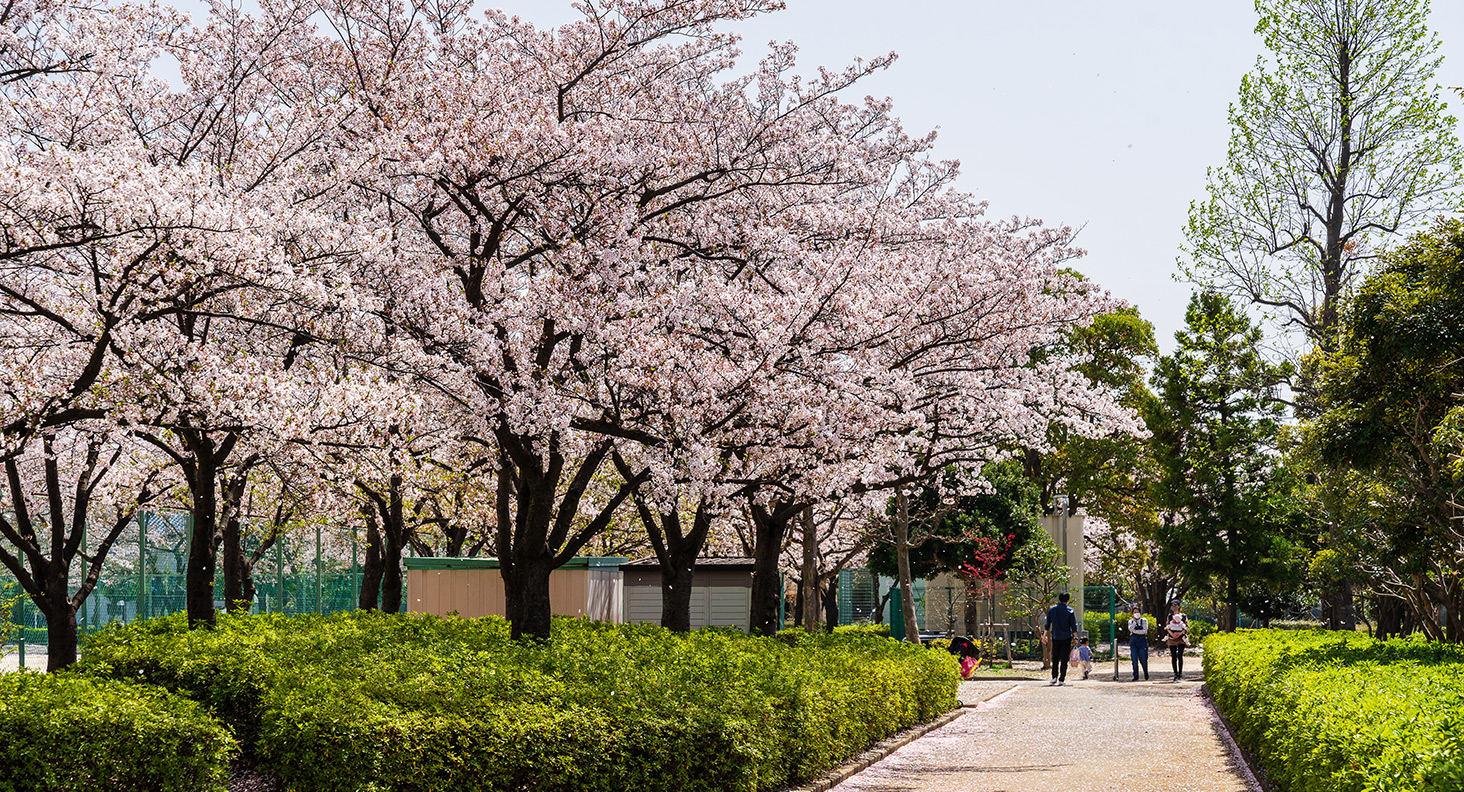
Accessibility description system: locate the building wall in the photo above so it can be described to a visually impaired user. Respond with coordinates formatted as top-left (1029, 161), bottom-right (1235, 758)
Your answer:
top-left (1039, 511), bottom-right (1087, 625)
top-left (407, 567), bottom-right (624, 622)
top-left (623, 582), bottom-right (751, 630)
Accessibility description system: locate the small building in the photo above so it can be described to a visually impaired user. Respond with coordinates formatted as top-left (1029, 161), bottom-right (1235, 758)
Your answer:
top-left (622, 557), bottom-right (755, 631)
top-left (404, 556), bottom-right (626, 622)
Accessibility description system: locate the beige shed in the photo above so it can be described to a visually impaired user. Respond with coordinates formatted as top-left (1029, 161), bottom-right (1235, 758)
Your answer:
top-left (622, 557), bottom-right (755, 631)
top-left (404, 557), bottom-right (626, 622)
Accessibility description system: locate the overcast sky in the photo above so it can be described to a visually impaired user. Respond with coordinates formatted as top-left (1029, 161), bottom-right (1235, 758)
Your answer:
top-left (491, 0), bottom-right (1464, 353)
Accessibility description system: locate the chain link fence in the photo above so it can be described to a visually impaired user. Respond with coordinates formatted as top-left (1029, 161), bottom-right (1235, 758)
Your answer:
top-left (3, 510), bottom-right (379, 665)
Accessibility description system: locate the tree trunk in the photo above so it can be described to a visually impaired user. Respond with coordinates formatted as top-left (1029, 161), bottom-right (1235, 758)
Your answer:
top-left (661, 560), bottom-right (696, 633)
top-left (358, 475), bottom-right (409, 613)
top-left (612, 465), bottom-right (717, 635)
top-left (38, 532), bottom-right (80, 671)
top-left (821, 577), bottom-right (839, 631)
top-left (185, 452), bottom-right (219, 629)
top-left (221, 512), bottom-right (249, 614)
top-left (748, 501), bottom-right (795, 637)
top-left (1321, 575), bottom-right (1356, 631)
top-left (800, 506), bottom-right (819, 631)
top-left (492, 435), bottom-right (638, 642)
top-left (358, 507), bottom-right (384, 610)
top-left (380, 475), bottom-right (407, 613)
top-left (1226, 568), bottom-right (1238, 632)
top-left (870, 569), bottom-right (887, 623)
top-left (655, 506), bottom-right (710, 633)
top-left (39, 599), bottom-right (79, 672)
top-left (895, 486), bottom-right (921, 643)
top-left (1141, 575), bottom-right (1170, 622)
top-left (501, 557), bottom-right (553, 641)
top-left (218, 464), bottom-right (256, 614)
top-left (0, 443), bottom-right (148, 665)
top-left (380, 527), bottom-right (404, 614)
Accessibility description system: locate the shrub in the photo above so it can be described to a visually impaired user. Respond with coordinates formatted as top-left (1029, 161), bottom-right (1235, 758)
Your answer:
top-left (832, 622), bottom-right (890, 637)
top-left (1187, 617), bottom-right (1218, 644)
top-left (1204, 630), bottom-right (1464, 792)
top-left (79, 613), bottom-right (958, 792)
top-left (1267, 619), bottom-right (1325, 630)
top-left (0, 672), bottom-right (235, 792)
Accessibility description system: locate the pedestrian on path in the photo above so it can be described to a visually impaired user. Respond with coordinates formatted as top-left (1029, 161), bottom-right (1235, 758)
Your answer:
top-left (1164, 601), bottom-right (1189, 680)
top-left (1046, 592), bottom-right (1078, 685)
top-left (1128, 606), bottom-right (1150, 681)
top-left (1074, 636), bottom-right (1093, 679)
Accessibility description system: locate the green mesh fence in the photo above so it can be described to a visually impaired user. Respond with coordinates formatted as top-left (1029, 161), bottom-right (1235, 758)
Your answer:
top-left (2, 509), bottom-right (377, 657)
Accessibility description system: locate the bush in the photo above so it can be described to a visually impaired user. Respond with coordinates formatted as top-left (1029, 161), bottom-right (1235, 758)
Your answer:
top-left (832, 622), bottom-right (890, 637)
top-left (1187, 617), bottom-right (1218, 644)
top-left (79, 613), bottom-right (958, 792)
top-left (1267, 619), bottom-right (1326, 630)
top-left (1204, 630), bottom-right (1464, 792)
top-left (0, 672), bottom-right (235, 792)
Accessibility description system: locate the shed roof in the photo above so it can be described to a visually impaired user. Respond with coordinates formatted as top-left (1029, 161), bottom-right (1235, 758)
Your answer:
top-left (403, 556), bottom-right (627, 571)
top-left (622, 556), bottom-right (757, 570)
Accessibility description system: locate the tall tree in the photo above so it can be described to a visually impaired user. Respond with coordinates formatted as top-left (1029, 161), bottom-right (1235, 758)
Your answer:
top-left (1182, 0), bottom-right (1461, 631)
top-left (1150, 293), bottom-right (1302, 632)
top-left (1308, 220), bottom-right (1464, 640)
top-left (1183, 0), bottom-right (1462, 353)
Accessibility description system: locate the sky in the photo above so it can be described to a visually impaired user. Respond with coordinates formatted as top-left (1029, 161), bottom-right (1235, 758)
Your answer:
top-left (488, 0), bottom-right (1464, 353)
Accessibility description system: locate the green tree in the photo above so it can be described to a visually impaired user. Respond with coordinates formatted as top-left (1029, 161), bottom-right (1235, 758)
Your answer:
top-left (1024, 307), bottom-right (1161, 532)
top-left (1002, 529), bottom-right (1068, 657)
top-left (868, 460), bottom-right (1042, 583)
top-left (1308, 220), bottom-right (1464, 640)
top-left (1181, 0), bottom-right (1464, 633)
top-left (1183, 0), bottom-right (1461, 355)
top-left (1150, 293), bottom-right (1304, 631)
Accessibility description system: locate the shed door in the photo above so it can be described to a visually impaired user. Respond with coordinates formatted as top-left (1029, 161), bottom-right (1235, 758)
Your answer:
top-left (625, 585), bottom-right (662, 625)
top-left (706, 586), bottom-right (751, 631)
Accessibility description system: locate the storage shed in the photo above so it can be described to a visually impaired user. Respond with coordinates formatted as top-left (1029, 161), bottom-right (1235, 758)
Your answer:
top-left (622, 557), bottom-right (755, 631)
top-left (404, 556), bottom-right (626, 622)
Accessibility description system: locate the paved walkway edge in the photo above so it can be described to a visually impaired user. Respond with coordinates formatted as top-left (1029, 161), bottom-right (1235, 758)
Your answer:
top-left (1199, 685), bottom-right (1267, 792)
top-left (786, 683), bottom-right (1019, 792)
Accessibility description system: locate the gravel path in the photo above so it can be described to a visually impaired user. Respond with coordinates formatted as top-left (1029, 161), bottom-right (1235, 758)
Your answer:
top-left (957, 680), bottom-right (1024, 706)
top-left (836, 667), bottom-right (1257, 792)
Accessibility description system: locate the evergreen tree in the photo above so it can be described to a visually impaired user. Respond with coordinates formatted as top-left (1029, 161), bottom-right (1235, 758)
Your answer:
top-left (1150, 293), bottom-right (1303, 631)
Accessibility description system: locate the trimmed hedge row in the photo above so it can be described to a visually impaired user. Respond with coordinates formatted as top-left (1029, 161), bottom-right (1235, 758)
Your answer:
top-left (77, 613), bottom-right (958, 792)
top-left (1203, 630), bottom-right (1464, 792)
top-left (0, 672), bottom-right (235, 792)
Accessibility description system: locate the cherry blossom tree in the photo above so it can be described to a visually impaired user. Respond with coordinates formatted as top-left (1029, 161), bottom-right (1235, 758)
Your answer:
top-left (0, 427), bottom-right (168, 669)
top-left (2, 0), bottom-right (1142, 647)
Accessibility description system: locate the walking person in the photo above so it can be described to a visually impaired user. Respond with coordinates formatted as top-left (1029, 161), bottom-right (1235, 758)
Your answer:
top-left (1164, 601), bottom-right (1189, 681)
top-left (1074, 636), bottom-right (1093, 679)
top-left (1046, 592), bottom-right (1078, 686)
top-left (1128, 606), bottom-right (1150, 681)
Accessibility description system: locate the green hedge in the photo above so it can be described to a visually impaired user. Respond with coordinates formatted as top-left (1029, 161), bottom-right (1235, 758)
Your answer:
top-left (1203, 630), bottom-right (1464, 792)
top-left (77, 613), bottom-right (957, 792)
top-left (0, 672), bottom-right (235, 792)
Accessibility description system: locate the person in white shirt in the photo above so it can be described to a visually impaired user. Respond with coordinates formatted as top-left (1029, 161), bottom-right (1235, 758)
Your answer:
top-left (1127, 606), bottom-right (1150, 681)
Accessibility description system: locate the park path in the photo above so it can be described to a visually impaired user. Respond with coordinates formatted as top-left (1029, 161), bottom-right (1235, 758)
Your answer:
top-left (834, 666), bottom-right (1258, 792)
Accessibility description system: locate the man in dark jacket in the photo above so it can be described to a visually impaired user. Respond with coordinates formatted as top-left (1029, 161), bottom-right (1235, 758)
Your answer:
top-left (1046, 592), bottom-right (1078, 685)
